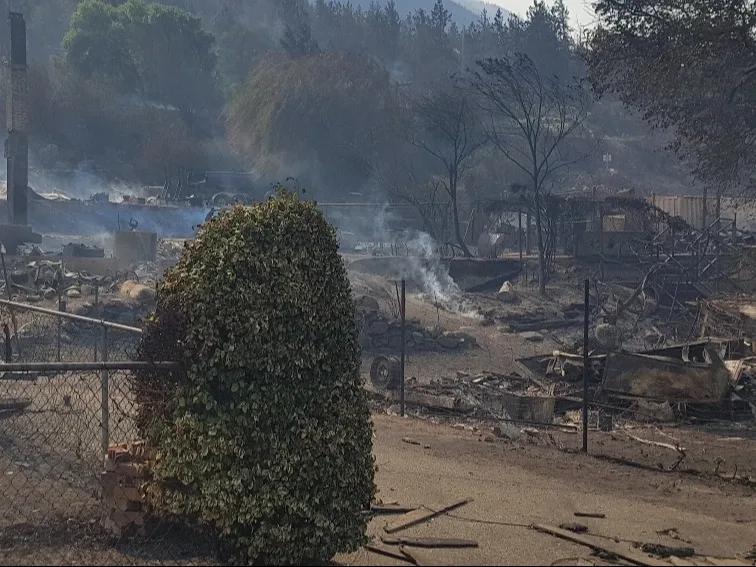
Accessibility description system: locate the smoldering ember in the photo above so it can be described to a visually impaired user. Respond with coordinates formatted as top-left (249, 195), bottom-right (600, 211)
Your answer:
top-left (1, 1), bottom-right (756, 566)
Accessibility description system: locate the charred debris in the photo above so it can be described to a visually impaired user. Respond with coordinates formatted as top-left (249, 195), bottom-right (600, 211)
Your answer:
top-left (369, 192), bottom-right (756, 428)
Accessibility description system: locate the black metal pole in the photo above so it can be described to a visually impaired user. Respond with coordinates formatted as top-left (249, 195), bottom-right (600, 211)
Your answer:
top-left (582, 278), bottom-right (589, 453)
top-left (400, 278), bottom-right (406, 418)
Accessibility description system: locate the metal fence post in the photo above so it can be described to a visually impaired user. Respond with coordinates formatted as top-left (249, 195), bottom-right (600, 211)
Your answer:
top-left (93, 285), bottom-right (99, 362)
top-left (0, 248), bottom-right (20, 357)
top-left (57, 298), bottom-right (66, 362)
top-left (400, 279), bottom-right (406, 418)
top-left (582, 278), bottom-right (590, 454)
top-left (100, 325), bottom-right (109, 457)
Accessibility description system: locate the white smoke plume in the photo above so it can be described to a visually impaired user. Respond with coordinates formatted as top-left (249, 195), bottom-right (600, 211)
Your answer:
top-left (398, 229), bottom-right (480, 319)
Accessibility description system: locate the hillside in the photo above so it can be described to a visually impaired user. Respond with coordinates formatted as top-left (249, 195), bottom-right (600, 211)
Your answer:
top-left (350, 0), bottom-right (490, 26)
top-left (460, 0), bottom-right (512, 18)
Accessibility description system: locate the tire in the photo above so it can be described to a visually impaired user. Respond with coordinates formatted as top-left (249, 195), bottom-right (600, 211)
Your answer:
top-left (369, 355), bottom-right (401, 390)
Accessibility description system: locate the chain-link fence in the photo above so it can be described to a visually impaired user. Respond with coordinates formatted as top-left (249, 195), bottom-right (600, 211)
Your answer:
top-left (0, 299), bottom-right (218, 565)
top-left (0, 362), bottom-right (217, 565)
top-left (0, 298), bottom-right (142, 364)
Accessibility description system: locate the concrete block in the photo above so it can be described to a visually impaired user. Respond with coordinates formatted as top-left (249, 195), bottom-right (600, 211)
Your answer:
top-left (115, 231), bottom-right (157, 267)
top-left (62, 243), bottom-right (104, 258)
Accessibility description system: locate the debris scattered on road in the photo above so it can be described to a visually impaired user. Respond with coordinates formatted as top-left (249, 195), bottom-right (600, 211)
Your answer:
top-left (384, 499), bottom-right (472, 534)
top-left (363, 543), bottom-right (413, 563)
top-left (532, 524), bottom-right (670, 567)
top-left (639, 543), bottom-right (695, 559)
top-left (371, 503), bottom-right (417, 515)
top-left (399, 544), bottom-right (453, 566)
top-left (559, 523), bottom-right (589, 533)
top-left (655, 528), bottom-right (691, 544)
top-left (381, 536), bottom-right (479, 548)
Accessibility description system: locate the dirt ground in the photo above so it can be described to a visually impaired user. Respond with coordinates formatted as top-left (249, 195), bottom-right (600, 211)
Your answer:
top-left (339, 414), bottom-right (756, 566)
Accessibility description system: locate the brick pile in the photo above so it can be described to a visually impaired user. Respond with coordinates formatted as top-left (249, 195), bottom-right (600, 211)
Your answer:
top-left (101, 441), bottom-right (151, 537)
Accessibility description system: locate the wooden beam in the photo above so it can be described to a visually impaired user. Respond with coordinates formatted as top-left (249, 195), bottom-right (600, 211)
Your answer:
top-left (532, 524), bottom-right (670, 567)
top-left (399, 545), bottom-right (453, 566)
top-left (363, 543), bottom-right (413, 563)
top-left (381, 536), bottom-right (478, 548)
top-left (384, 499), bottom-right (472, 534)
top-left (371, 503), bottom-right (417, 515)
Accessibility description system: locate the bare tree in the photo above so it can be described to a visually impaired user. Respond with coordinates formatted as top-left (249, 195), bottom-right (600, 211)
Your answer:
top-left (398, 85), bottom-right (486, 257)
top-left (470, 53), bottom-right (591, 295)
top-left (372, 148), bottom-right (452, 246)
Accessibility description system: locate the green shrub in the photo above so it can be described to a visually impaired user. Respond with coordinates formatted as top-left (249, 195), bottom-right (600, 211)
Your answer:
top-left (132, 188), bottom-right (375, 564)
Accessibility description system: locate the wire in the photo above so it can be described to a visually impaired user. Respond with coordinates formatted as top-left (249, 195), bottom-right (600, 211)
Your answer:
top-left (421, 506), bottom-right (531, 529)
top-left (423, 507), bottom-right (644, 547)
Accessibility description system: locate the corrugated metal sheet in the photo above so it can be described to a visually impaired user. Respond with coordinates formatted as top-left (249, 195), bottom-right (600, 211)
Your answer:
top-left (648, 196), bottom-right (708, 229)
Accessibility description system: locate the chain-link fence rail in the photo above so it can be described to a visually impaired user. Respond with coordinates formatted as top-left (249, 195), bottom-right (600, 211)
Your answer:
top-left (0, 361), bottom-right (218, 566)
top-left (0, 298), bottom-right (142, 364)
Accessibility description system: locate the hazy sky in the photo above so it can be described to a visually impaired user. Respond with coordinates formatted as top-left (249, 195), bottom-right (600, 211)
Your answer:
top-left (485, 0), bottom-right (598, 30)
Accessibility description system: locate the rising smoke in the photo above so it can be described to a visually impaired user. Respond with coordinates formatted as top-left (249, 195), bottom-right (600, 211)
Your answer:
top-left (399, 229), bottom-right (480, 319)
top-left (335, 200), bottom-right (479, 319)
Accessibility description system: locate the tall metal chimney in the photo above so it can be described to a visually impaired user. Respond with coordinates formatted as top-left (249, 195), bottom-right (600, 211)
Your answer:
top-left (5, 11), bottom-right (28, 226)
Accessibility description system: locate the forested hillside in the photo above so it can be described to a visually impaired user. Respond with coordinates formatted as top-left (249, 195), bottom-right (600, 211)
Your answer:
top-left (0, 0), bottom-right (692, 203)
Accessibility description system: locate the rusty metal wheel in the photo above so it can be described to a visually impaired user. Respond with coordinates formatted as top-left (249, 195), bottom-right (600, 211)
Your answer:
top-left (370, 355), bottom-right (401, 390)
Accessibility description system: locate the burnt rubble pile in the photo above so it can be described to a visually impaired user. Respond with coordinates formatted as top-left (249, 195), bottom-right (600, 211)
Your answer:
top-left (517, 341), bottom-right (756, 422)
top-left (394, 372), bottom-right (562, 424)
top-left (157, 238), bottom-right (186, 262)
top-left (0, 260), bottom-right (120, 303)
top-left (370, 339), bottom-right (756, 426)
top-left (354, 295), bottom-right (478, 352)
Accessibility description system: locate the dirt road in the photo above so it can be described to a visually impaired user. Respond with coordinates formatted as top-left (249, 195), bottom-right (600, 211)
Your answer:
top-left (339, 414), bottom-right (756, 566)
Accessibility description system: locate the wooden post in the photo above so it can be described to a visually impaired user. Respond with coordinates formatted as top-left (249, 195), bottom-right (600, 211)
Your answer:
top-left (733, 211), bottom-right (737, 243)
top-left (3, 323), bottom-right (11, 362)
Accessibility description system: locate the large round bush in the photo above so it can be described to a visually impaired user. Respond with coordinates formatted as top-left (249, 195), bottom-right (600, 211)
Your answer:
top-left (132, 190), bottom-right (375, 564)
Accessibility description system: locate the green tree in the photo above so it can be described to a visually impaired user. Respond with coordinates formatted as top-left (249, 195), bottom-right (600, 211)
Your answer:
top-left (133, 191), bottom-right (375, 564)
top-left (216, 24), bottom-right (275, 89)
top-left (508, 1), bottom-right (574, 79)
top-left (278, 0), bottom-right (319, 55)
top-left (364, 0), bottom-right (402, 62)
top-left (587, 0), bottom-right (756, 189)
top-left (62, 0), bottom-right (219, 117)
